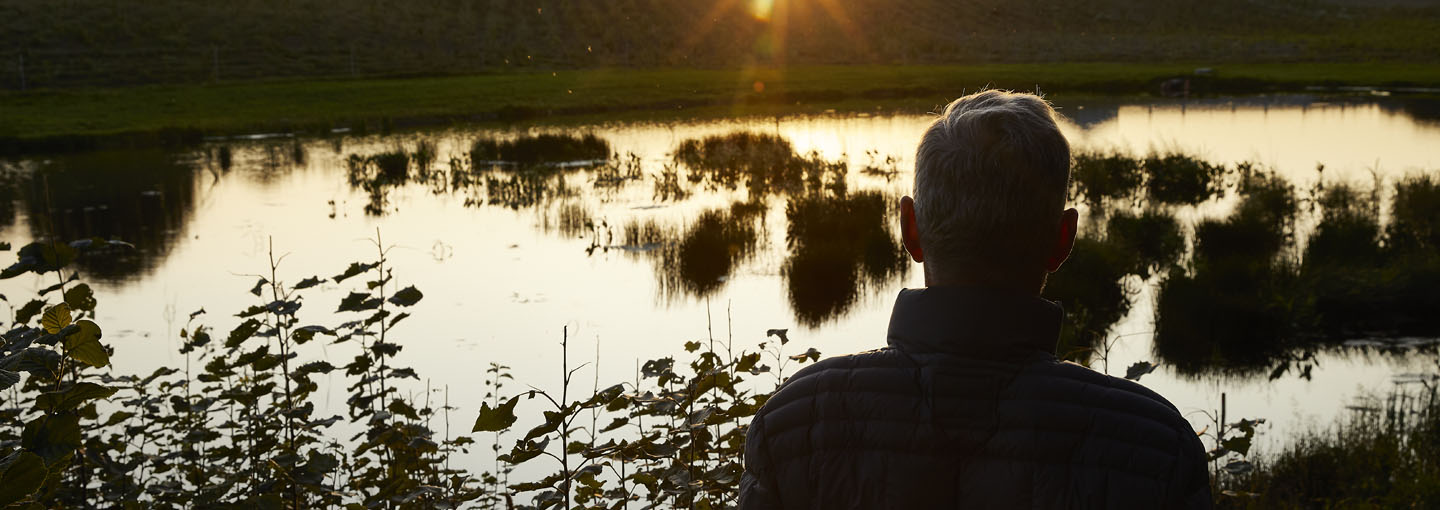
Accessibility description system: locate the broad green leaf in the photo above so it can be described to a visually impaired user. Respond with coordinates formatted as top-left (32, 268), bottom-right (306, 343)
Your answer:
top-left (2, 348), bottom-right (61, 377)
top-left (14, 300), bottom-right (44, 325)
top-left (246, 494), bottom-right (284, 510)
top-left (293, 361), bottom-right (336, 379)
top-left (336, 292), bottom-right (379, 312)
top-left (500, 437), bottom-right (548, 465)
top-left (736, 352), bottom-right (762, 373)
top-left (41, 304), bottom-right (72, 334)
top-left (62, 284), bottom-right (96, 312)
top-left (292, 276), bottom-right (324, 290)
top-left (1221, 435), bottom-right (1254, 457)
top-left (371, 342), bottom-right (401, 357)
top-left (0, 242), bottom-right (74, 280)
top-left (36, 382), bottom-right (117, 412)
top-left (31, 242), bottom-right (77, 272)
top-left (0, 369), bottom-right (19, 391)
top-left (180, 327), bottom-right (211, 354)
top-left (233, 345), bottom-right (270, 368)
top-left (600, 417), bottom-right (630, 433)
top-left (694, 370), bottom-right (733, 396)
top-left (294, 452), bottom-right (339, 486)
top-left (788, 347), bottom-right (821, 363)
top-left (472, 396), bottom-right (519, 432)
top-left (387, 286), bottom-right (423, 306)
top-left (1124, 361), bottom-right (1158, 381)
top-left (225, 318), bottom-right (262, 348)
top-left (251, 353), bottom-right (283, 371)
top-left (21, 413), bottom-right (81, 465)
top-left (387, 400), bottom-right (420, 420)
top-left (524, 410), bottom-right (564, 441)
top-left (685, 407), bottom-right (717, 429)
top-left (0, 451), bottom-right (46, 506)
top-left (62, 320), bottom-right (107, 368)
top-left (332, 262), bottom-right (379, 283)
top-left (103, 411), bottom-right (135, 427)
top-left (292, 325), bottom-right (335, 345)
top-left (248, 277), bottom-right (268, 297)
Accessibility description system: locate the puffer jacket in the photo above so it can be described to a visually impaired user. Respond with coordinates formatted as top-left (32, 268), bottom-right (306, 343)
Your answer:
top-left (739, 286), bottom-right (1212, 509)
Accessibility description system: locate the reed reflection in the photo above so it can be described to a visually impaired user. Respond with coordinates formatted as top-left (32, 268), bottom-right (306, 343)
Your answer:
top-left (23, 149), bottom-right (197, 281)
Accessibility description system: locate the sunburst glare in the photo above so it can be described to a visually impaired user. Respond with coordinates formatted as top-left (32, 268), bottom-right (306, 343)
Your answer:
top-left (750, 0), bottom-right (775, 21)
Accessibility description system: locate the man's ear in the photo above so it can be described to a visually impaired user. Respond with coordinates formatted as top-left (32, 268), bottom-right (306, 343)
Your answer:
top-left (900, 196), bottom-right (924, 263)
top-left (1044, 208), bottom-right (1079, 273)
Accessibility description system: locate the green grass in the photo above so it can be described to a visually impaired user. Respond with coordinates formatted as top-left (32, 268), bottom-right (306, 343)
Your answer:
top-left (1219, 387), bottom-right (1440, 509)
top-left (5, 62), bottom-right (1440, 153)
top-left (5, 0), bottom-right (1438, 91)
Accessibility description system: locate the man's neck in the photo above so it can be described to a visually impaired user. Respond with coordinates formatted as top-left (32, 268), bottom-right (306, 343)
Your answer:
top-left (924, 266), bottom-right (1046, 296)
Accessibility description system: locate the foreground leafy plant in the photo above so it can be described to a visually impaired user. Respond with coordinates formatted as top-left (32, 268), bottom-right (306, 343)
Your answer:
top-left (0, 239), bottom-right (123, 507)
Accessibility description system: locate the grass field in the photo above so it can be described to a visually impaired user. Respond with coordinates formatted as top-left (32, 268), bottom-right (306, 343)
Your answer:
top-left (5, 0), bottom-right (1439, 91)
top-left (5, 62), bottom-right (1440, 154)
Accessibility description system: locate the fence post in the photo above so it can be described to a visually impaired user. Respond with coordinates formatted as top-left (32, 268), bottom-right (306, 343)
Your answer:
top-left (18, 53), bottom-right (25, 91)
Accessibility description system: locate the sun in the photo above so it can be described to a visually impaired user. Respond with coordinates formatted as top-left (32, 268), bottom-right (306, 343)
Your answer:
top-left (749, 0), bottom-right (775, 21)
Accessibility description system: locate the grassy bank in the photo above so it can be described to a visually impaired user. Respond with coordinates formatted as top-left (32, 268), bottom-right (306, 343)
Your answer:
top-left (6, 0), bottom-right (1439, 90)
top-left (1218, 385), bottom-right (1440, 508)
top-left (5, 62), bottom-right (1440, 154)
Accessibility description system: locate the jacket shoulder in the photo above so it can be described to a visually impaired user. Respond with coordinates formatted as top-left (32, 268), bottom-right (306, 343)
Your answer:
top-left (1027, 359), bottom-right (1187, 418)
top-left (750, 348), bottom-right (914, 425)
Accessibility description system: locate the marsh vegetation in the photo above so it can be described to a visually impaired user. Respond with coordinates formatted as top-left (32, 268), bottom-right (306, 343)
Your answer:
top-left (2, 103), bottom-right (1439, 506)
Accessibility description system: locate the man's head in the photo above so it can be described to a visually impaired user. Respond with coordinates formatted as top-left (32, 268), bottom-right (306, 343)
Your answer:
top-left (900, 90), bottom-right (1079, 293)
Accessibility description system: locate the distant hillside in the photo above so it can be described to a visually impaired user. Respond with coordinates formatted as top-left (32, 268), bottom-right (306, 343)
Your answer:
top-left (2, 0), bottom-right (1437, 89)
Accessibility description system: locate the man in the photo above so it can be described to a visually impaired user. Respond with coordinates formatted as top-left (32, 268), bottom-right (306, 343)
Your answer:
top-left (739, 90), bottom-right (1211, 508)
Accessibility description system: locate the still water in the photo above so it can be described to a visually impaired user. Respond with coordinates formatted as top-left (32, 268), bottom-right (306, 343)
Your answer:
top-left (2, 94), bottom-right (1438, 473)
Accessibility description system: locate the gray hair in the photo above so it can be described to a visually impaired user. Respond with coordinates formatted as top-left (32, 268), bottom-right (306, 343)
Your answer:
top-left (913, 90), bottom-right (1071, 277)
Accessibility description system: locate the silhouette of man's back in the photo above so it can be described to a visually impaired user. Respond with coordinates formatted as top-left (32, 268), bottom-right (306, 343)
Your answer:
top-left (738, 91), bottom-right (1212, 508)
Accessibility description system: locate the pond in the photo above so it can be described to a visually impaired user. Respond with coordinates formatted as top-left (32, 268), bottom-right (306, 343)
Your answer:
top-left (2, 94), bottom-right (1438, 478)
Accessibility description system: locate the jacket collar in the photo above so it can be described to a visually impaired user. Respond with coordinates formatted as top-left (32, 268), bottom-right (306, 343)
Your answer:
top-left (886, 286), bottom-right (1063, 357)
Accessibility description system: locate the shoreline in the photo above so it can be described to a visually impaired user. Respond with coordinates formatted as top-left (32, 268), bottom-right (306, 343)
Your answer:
top-left (4, 62), bottom-right (1440, 156)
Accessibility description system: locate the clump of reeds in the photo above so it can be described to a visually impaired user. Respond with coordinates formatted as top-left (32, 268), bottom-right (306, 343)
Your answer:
top-left (411, 138), bottom-right (437, 174)
top-left (1143, 151), bottom-right (1229, 206)
top-left (369, 149), bottom-right (410, 182)
top-left (469, 133), bottom-right (610, 167)
top-left (1153, 171), bottom-right (1301, 375)
top-left (858, 150), bottom-right (901, 181)
top-left (783, 190), bottom-right (906, 326)
top-left (1304, 182), bottom-right (1383, 270)
top-left (629, 201), bottom-right (766, 298)
top-left (652, 162), bottom-right (689, 201)
top-left (542, 201), bottom-right (597, 239)
top-left (621, 217), bottom-right (669, 248)
top-left (483, 170), bottom-right (575, 209)
top-left (1218, 386), bottom-right (1440, 508)
top-left (672, 132), bottom-right (846, 195)
top-left (1043, 236), bottom-right (1133, 362)
top-left (1388, 174), bottom-right (1440, 254)
top-left (1071, 150), bottom-right (1143, 206)
top-left (1105, 209), bottom-right (1184, 278)
top-left (592, 152), bottom-right (642, 189)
